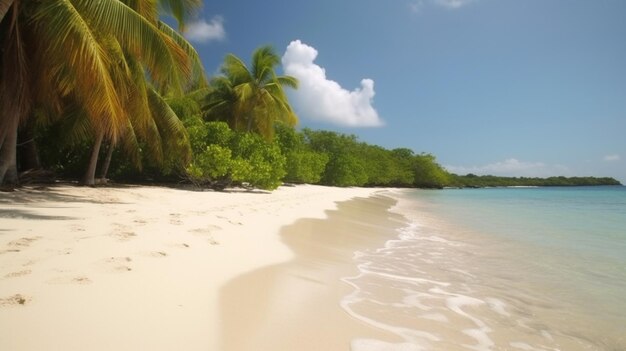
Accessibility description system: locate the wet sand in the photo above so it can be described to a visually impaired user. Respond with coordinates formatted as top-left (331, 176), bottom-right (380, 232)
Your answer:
top-left (220, 195), bottom-right (406, 351)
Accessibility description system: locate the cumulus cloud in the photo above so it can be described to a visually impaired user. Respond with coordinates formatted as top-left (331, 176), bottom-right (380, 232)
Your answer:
top-left (281, 40), bottom-right (383, 127)
top-left (603, 154), bottom-right (621, 162)
top-left (184, 16), bottom-right (225, 43)
top-left (445, 158), bottom-right (570, 177)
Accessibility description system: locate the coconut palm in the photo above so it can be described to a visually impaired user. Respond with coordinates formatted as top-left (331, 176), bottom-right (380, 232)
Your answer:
top-left (0, 0), bottom-right (203, 186)
top-left (203, 46), bottom-right (299, 140)
top-left (203, 76), bottom-right (239, 127)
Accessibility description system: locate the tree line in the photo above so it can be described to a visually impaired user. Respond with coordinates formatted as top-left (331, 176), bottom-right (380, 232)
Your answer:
top-left (449, 174), bottom-right (621, 188)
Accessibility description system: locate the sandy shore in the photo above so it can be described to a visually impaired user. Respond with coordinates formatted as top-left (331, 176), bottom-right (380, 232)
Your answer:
top-left (0, 184), bottom-right (385, 351)
top-left (220, 195), bottom-right (406, 350)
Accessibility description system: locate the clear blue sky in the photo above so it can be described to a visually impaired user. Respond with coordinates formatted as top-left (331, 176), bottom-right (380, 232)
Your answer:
top-left (178, 0), bottom-right (626, 183)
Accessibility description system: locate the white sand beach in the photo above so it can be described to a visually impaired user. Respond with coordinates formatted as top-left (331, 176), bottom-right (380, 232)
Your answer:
top-left (0, 184), bottom-right (384, 351)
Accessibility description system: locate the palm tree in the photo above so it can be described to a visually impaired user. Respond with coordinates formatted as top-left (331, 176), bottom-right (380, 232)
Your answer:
top-left (0, 0), bottom-right (203, 186)
top-left (203, 76), bottom-right (239, 126)
top-left (203, 46), bottom-right (299, 140)
top-left (0, 0), bottom-right (14, 24)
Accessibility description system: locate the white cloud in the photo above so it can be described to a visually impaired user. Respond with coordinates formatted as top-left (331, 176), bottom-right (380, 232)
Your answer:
top-left (281, 40), bottom-right (383, 127)
top-left (184, 16), bottom-right (225, 43)
top-left (445, 158), bottom-right (571, 177)
top-left (409, 0), bottom-right (425, 13)
top-left (409, 0), bottom-right (475, 12)
top-left (603, 154), bottom-right (621, 162)
top-left (435, 0), bottom-right (475, 9)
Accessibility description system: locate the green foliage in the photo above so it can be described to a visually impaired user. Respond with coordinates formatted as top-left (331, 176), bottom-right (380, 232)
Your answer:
top-left (185, 121), bottom-right (286, 190)
top-left (202, 46), bottom-right (298, 139)
top-left (187, 145), bottom-right (232, 182)
top-left (166, 96), bottom-right (202, 123)
top-left (412, 153), bottom-right (450, 188)
top-left (229, 132), bottom-right (286, 190)
top-left (36, 123), bottom-right (93, 177)
top-left (300, 128), bottom-right (449, 188)
top-left (323, 153), bottom-right (368, 187)
top-left (284, 151), bottom-right (329, 184)
top-left (303, 129), bottom-right (369, 187)
top-left (275, 125), bottom-right (328, 184)
top-left (449, 174), bottom-right (622, 187)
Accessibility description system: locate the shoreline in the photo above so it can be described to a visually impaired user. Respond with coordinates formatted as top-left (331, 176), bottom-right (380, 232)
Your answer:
top-left (219, 194), bottom-right (406, 350)
top-left (0, 184), bottom-right (383, 351)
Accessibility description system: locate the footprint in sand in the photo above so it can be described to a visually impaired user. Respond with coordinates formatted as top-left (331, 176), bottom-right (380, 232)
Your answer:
top-left (189, 227), bottom-right (221, 245)
top-left (215, 215), bottom-right (242, 225)
top-left (110, 225), bottom-right (137, 242)
top-left (48, 247), bottom-right (72, 256)
top-left (22, 260), bottom-right (37, 267)
top-left (8, 236), bottom-right (42, 248)
top-left (133, 218), bottom-right (148, 225)
top-left (47, 275), bottom-right (92, 285)
top-left (0, 294), bottom-right (31, 307)
top-left (70, 224), bottom-right (86, 232)
top-left (0, 236), bottom-right (42, 254)
top-left (190, 225), bottom-right (222, 235)
top-left (4, 270), bottom-right (32, 278)
top-left (169, 213), bottom-right (183, 225)
top-left (143, 251), bottom-right (168, 258)
top-left (99, 257), bottom-right (133, 273)
top-left (168, 243), bottom-right (190, 249)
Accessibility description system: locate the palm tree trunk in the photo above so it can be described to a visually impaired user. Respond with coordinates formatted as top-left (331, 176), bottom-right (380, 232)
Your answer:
top-left (82, 130), bottom-right (104, 186)
top-left (0, 128), bottom-right (6, 151)
top-left (0, 116), bottom-right (19, 186)
top-left (245, 97), bottom-right (259, 133)
top-left (0, 0), bottom-right (15, 25)
top-left (246, 111), bottom-right (255, 132)
top-left (17, 119), bottom-right (41, 171)
top-left (99, 142), bottom-right (114, 180)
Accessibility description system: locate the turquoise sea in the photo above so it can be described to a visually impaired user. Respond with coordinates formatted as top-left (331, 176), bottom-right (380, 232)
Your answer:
top-left (343, 186), bottom-right (626, 351)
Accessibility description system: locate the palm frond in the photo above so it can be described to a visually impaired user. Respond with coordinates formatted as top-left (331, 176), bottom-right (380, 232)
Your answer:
top-left (223, 54), bottom-right (252, 85)
top-left (120, 118), bottom-right (143, 169)
top-left (121, 0), bottom-right (159, 24)
top-left (30, 0), bottom-right (126, 141)
top-left (147, 87), bottom-right (191, 165)
top-left (57, 103), bottom-right (94, 146)
top-left (157, 20), bottom-right (207, 89)
top-left (276, 75), bottom-right (299, 90)
top-left (69, 0), bottom-right (192, 94)
top-left (252, 46), bottom-right (280, 82)
top-left (157, 0), bottom-right (201, 30)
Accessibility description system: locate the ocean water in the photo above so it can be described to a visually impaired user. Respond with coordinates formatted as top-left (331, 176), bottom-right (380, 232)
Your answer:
top-left (342, 186), bottom-right (626, 351)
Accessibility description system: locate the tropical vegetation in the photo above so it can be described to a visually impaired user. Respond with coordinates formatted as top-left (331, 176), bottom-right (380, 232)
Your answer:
top-left (202, 45), bottom-right (298, 139)
top-left (0, 0), bottom-right (203, 186)
top-left (449, 174), bottom-right (621, 188)
top-left (0, 1), bottom-right (620, 190)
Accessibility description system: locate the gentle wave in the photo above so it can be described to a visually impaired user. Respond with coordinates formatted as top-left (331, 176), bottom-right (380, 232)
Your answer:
top-left (342, 188), bottom-right (626, 350)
